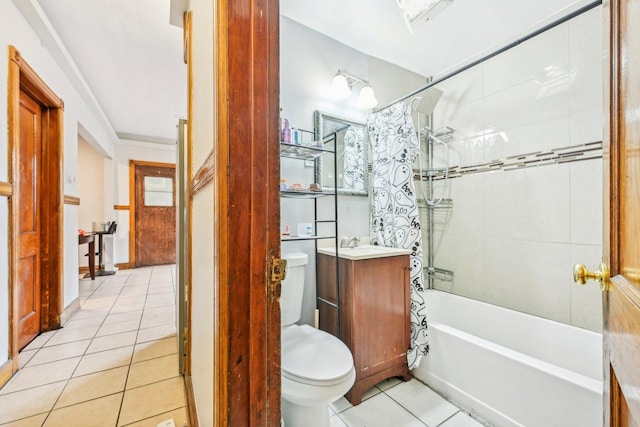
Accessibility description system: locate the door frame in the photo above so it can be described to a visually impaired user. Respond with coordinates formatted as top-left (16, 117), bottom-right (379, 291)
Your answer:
top-left (7, 46), bottom-right (64, 374)
top-left (128, 160), bottom-right (176, 267)
top-left (214, 0), bottom-right (281, 424)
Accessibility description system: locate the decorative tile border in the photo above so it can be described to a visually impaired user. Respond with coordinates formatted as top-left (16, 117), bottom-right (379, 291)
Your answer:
top-left (419, 141), bottom-right (602, 180)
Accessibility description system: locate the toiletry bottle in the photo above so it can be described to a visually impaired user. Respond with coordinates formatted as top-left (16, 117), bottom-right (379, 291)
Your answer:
top-left (282, 119), bottom-right (291, 143)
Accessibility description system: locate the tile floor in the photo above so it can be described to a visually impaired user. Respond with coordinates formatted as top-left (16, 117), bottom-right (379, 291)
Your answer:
top-left (329, 378), bottom-right (488, 427)
top-left (0, 266), bottom-right (188, 427)
top-left (1, 265), bottom-right (487, 427)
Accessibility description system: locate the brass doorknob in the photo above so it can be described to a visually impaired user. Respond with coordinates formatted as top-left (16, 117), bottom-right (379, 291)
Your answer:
top-left (573, 263), bottom-right (610, 291)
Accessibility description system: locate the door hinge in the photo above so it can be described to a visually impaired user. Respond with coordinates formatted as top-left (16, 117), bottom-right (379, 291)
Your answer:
top-left (271, 258), bottom-right (287, 282)
top-left (269, 258), bottom-right (287, 298)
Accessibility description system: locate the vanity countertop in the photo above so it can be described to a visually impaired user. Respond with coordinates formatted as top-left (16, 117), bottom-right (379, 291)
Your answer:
top-left (317, 244), bottom-right (411, 261)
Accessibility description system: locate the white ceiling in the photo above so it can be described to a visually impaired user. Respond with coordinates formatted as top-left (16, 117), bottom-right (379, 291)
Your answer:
top-left (280, 0), bottom-right (591, 77)
top-left (31, 0), bottom-right (591, 143)
top-left (37, 0), bottom-right (187, 143)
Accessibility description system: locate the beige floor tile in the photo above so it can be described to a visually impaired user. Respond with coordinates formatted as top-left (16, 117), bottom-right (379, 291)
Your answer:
top-left (81, 297), bottom-right (117, 310)
top-left (22, 331), bottom-right (56, 352)
top-left (111, 303), bottom-right (145, 313)
top-left (0, 381), bottom-right (66, 424)
top-left (44, 327), bottom-right (98, 347)
top-left (62, 316), bottom-right (105, 331)
top-left (118, 377), bottom-right (186, 426)
top-left (126, 354), bottom-right (179, 390)
top-left (55, 366), bottom-right (128, 408)
top-left (73, 346), bottom-right (133, 377)
top-left (136, 324), bottom-right (176, 344)
top-left (17, 350), bottom-right (37, 369)
top-left (26, 340), bottom-right (91, 367)
top-left (96, 320), bottom-right (141, 337)
top-left (116, 295), bottom-right (147, 306)
top-left (103, 310), bottom-right (143, 325)
top-left (119, 287), bottom-right (148, 297)
top-left (44, 393), bottom-right (123, 427)
top-left (1, 358), bottom-right (80, 394)
top-left (86, 331), bottom-right (137, 354)
top-left (140, 306), bottom-right (175, 329)
top-left (0, 412), bottom-right (48, 426)
top-left (119, 407), bottom-right (188, 427)
top-left (147, 285), bottom-right (174, 295)
top-left (132, 337), bottom-right (177, 364)
top-left (144, 294), bottom-right (175, 309)
top-left (70, 309), bottom-right (109, 321)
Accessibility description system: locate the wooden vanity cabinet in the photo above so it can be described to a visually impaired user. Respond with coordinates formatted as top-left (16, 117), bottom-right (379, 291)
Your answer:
top-left (317, 253), bottom-right (411, 405)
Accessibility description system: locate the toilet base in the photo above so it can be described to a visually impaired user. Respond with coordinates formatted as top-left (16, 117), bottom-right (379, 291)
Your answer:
top-left (281, 399), bottom-right (330, 427)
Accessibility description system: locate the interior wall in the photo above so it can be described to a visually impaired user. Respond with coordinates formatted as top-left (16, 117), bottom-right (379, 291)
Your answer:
top-left (280, 17), bottom-right (428, 326)
top-left (112, 139), bottom-right (176, 266)
top-left (77, 135), bottom-right (105, 267)
top-left (425, 6), bottom-right (603, 331)
top-left (0, 1), bottom-right (119, 366)
top-left (187, 0), bottom-right (215, 424)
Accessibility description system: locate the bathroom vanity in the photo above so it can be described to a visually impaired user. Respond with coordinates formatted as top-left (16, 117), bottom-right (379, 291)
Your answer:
top-left (316, 245), bottom-right (412, 405)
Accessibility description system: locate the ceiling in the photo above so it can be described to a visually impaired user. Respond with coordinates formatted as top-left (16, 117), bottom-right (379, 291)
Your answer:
top-left (37, 0), bottom-right (187, 144)
top-left (32, 0), bottom-right (590, 144)
top-left (280, 0), bottom-right (590, 77)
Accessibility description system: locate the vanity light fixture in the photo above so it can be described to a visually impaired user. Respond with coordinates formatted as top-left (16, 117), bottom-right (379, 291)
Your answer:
top-left (396, 0), bottom-right (453, 34)
top-left (330, 70), bottom-right (378, 108)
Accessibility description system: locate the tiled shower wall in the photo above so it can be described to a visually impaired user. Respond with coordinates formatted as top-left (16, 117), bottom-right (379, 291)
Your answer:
top-left (421, 6), bottom-right (603, 331)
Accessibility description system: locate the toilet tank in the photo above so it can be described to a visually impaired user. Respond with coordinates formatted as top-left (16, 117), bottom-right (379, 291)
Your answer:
top-left (281, 252), bottom-right (308, 326)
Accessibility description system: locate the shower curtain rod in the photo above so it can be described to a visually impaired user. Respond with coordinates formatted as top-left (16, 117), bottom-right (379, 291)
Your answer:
top-left (374, 0), bottom-right (603, 113)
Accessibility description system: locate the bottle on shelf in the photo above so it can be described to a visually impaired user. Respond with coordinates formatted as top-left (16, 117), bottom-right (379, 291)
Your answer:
top-left (282, 118), bottom-right (291, 144)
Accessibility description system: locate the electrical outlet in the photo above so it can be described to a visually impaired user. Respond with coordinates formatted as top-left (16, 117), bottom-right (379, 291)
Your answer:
top-left (156, 420), bottom-right (176, 427)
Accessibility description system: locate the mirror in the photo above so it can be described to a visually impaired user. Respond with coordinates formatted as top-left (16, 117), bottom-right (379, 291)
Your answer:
top-left (314, 111), bottom-right (369, 196)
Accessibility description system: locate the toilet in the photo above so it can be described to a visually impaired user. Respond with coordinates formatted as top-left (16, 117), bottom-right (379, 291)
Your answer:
top-left (280, 252), bottom-right (355, 427)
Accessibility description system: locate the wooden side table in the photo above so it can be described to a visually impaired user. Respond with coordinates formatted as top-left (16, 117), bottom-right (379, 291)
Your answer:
top-left (78, 234), bottom-right (96, 280)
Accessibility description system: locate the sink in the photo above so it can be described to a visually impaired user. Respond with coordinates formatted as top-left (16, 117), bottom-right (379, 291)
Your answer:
top-left (317, 244), bottom-right (411, 260)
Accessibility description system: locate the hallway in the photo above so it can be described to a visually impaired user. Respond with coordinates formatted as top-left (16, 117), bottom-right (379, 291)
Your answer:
top-left (0, 266), bottom-right (188, 426)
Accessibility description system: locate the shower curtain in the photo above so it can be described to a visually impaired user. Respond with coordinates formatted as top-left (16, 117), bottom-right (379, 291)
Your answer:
top-left (368, 102), bottom-right (428, 369)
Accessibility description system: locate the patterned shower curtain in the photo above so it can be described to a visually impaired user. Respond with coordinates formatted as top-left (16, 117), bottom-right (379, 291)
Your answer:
top-left (368, 102), bottom-right (428, 369)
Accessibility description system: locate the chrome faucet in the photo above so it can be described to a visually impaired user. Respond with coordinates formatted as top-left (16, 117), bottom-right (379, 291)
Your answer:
top-left (340, 236), bottom-right (360, 248)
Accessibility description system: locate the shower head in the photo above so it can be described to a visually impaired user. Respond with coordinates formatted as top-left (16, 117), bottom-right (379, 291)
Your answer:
top-left (411, 87), bottom-right (443, 115)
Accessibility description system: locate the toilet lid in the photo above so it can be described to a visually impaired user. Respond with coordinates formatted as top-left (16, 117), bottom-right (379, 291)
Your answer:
top-left (282, 325), bottom-right (354, 386)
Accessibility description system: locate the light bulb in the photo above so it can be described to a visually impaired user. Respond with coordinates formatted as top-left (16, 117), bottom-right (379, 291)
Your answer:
top-left (330, 74), bottom-right (351, 100)
top-left (357, 85), bottom-right (378, 108)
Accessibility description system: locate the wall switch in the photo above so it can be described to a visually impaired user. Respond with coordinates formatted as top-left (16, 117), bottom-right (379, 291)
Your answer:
top-left (156, 420), bottom-right (176, 427)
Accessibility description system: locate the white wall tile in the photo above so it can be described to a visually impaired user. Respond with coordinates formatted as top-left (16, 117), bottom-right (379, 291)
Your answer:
top-left (569, 7), bottom-right (604, 69)
top-left (570, 106), bottom-right (603, 145)
top-left (483, 24), bottom-right (569, 96)
top-left (570, 60), bottom-right (603, 114)
top-left (483, 165), bottom-right (571, 243)
top-left (570, 159), bottom-right (603, 245)
top-left (483, 115), bottom-right (571, 161)
top-left (483, 239), bottom-right (571, 323)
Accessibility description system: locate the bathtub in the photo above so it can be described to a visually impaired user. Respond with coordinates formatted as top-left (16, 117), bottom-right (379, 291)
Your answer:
top-left (412, 290), bottom-right (603, 427)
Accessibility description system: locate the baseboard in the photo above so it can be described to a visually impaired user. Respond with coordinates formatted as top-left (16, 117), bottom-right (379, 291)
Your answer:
top-left (116, 262), bottom-right (134, 270)
top-left (0, 359), bottom-right (14, 389)
top-left (185, 375), bottom-right (199, 427)
top-left (79, 266), bottom-right (90, 274)
top-left (60, 298), bottom-right (81, 325)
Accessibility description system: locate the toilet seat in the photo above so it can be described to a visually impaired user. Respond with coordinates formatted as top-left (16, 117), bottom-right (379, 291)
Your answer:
top-left (282, 324), bottom-right (354, 387)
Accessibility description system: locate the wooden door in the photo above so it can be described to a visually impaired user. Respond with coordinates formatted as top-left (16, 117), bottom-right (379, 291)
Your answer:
top-left (603, 1), bottom-right (640, 425)
top-left (134, 163), bottom-right (176, 266)
top-left (17, 89), bottom-right (42, 350)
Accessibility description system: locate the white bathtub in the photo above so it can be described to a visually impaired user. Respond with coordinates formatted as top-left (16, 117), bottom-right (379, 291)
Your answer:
top-left (412, 290), bottom-right (603, 427)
